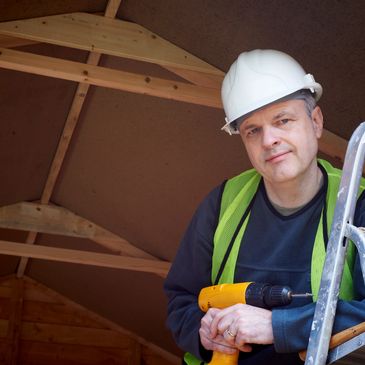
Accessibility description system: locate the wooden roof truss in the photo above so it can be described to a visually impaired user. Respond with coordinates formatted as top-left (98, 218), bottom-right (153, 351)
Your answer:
top-left (0, 1), bottom-right (349, 278)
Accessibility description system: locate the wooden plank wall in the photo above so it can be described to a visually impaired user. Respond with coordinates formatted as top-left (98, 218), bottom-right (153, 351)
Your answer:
top-left (0, 276), bottom-right (176, 365)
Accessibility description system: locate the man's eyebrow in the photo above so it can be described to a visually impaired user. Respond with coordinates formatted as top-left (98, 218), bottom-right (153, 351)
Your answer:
top-left (272, 110), bottom-right (296, 120)
top-left (242, 109), bottom-right (297, 131)
top-left (241, 122), bottom-right (258, 131)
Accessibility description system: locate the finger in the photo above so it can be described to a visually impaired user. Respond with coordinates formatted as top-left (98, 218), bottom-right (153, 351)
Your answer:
top-left (237, 344), bottom-right (252, 352)
top-left (205, 307), bottom-right (220, 320)
top-left (199, 325), bottom-right (210, 339)
top-left (208, 339), bottom-right (238, 354)
top-left (200, 329), bottom-right (238, 354)
top-left (199, 327), bottom-right (213, 351)
top-left (216, 316), bottom-right (235, 336)
top-left (210, 306), bottom-right (237, 337)
top-left (201, 308), bottom-right (219, 328)
top-left (223, 327), bottom-right (237, 343)
top-left (200, 314), bottom-right (211, 329)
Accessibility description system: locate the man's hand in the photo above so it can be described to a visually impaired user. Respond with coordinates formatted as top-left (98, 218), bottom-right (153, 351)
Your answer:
top-left (200, 308), bottom-right (238, 354)
top-left (209, 303), bottom-right (274, 349)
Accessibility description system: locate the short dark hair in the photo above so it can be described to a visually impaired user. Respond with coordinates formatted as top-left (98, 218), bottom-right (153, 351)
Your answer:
top-left (289, 89), bottom-right (317, 117)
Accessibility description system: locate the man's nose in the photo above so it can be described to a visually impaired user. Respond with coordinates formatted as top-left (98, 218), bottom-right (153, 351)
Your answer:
top-left (262, 126), bottom-right (280, 148)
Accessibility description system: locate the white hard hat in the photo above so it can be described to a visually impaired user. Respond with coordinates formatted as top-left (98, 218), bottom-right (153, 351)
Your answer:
top-left (221, 49), bottom-right (323, 135)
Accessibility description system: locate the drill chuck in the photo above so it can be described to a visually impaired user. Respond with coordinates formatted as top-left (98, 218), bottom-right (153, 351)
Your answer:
top-left (245, 283), bottom-right (292, 308)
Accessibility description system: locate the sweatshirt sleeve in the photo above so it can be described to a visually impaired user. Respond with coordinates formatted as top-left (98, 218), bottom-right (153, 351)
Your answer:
top-left (272, 276), bottom-right (365, 353)
top-left (163, 184), bottom-right (223, 361)
top-left (272, 191), bottom-right (365, 353)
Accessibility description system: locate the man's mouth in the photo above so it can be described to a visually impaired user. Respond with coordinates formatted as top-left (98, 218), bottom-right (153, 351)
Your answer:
top-left (265, 151), bottom-right (290, 163)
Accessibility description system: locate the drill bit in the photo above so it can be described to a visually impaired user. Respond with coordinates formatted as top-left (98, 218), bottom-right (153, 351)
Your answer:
top-left (291, 292), bottom-right (313, 298)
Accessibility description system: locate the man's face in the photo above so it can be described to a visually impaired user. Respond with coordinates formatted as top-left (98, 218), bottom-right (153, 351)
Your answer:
top-left (238, 99), bottom-right (323, 185)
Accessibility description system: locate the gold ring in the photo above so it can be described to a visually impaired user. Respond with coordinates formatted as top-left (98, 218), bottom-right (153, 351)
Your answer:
top-left (225, 329), bottom-right (236, 338)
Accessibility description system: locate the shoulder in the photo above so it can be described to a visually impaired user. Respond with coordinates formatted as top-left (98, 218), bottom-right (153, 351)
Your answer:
top-left (320, 158), bottom-right (365, 225)
top-left (192, 170), bottom-right (255, 233)
top-left (192, 182), bottom-right (226, 231)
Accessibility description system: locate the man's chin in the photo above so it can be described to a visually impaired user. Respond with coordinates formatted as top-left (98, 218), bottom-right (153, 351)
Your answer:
top-left (263, 170), bottom-right (297, 185)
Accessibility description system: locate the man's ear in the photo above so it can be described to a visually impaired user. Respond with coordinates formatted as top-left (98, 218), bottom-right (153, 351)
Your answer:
top-left (311, 106), bottom-right (324, 138)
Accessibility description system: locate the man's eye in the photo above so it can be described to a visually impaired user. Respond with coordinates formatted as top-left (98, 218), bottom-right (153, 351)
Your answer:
top-left (247, 128), bottom-right (259, 137)
top-left (279, 119), bottom-right (290, 125)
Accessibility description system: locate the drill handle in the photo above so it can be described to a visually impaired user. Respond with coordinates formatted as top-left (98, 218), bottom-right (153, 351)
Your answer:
top-left (208, 351), bottom-right (238, 365)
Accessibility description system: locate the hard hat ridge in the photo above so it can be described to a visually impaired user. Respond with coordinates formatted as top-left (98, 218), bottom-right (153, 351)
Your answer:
top-left (221, 49), bottom-right (323, 135)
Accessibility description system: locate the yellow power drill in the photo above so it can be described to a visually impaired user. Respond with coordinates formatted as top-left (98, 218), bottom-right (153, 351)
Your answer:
top-left (198, 282), bottom-right (311, 365)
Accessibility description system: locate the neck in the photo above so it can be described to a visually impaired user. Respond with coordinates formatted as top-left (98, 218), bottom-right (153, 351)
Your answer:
top-left (264, 163), bottom-right (323, 209)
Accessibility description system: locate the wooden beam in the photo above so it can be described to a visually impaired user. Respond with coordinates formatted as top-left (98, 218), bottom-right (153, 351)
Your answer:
top-left (0, 36), bottom-right (222, 90)
top-left (40, 4), bottom-right (123, 205)
top-left (16, 231), bottom-right (37, 277)
top-left (0, 47), bottom-right (222, 108)
top-left (104, 0), bottom-right (122, 18)
top-left (0, 12), bottom-right (223, 77)
top-left (163, 66), bottom-right (222, 89)
top-left (0, 240), bottom-right (170, 276)
top-left (17, 0), bottom-right (123, 277)
top-left (0, 16), bottom-right (222, 89)
top-left (40, 52), bottom-right (101, 205)
top-left (0, 202), bottom-right (157, 260)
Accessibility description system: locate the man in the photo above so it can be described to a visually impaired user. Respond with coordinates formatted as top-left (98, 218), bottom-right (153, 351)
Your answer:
top-left (164, 49), bottom-right (365, 364)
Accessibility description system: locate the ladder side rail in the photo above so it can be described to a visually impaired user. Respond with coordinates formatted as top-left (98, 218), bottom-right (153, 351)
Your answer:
top-left (327, 331), bottom-right (365, 364)
top-left (305, 122), bottom-right (365, 365)
top-left (325, 225), bottom-right (365, 363)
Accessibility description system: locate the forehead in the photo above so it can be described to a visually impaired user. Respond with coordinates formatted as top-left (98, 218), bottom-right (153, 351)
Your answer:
top-left (242, 99), bottom-right (307, 126)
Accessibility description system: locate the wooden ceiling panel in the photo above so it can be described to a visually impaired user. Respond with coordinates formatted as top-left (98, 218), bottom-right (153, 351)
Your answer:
top-left (26, 252), bottom-right (179, 355)
top-left (0, 275), bottom-right (179, 364)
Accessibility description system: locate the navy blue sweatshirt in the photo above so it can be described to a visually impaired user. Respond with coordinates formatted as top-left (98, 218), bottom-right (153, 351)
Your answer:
top-left (164, 165), bottom-right (365, 364)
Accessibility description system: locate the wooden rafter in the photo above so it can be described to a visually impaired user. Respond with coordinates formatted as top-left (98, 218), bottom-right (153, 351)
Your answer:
top-left (0, 11), bottom-right (223, 89)
top-left (0, 240), bottom-right (170, 276)
top-left (0, 34), bottom-right (222, 89)
top-left (0, 202), bottom-right (158, 260)
top-left (163, 65), bottom-right (222, 89)
top-left (0, 12), bottom-right (223, 76)
top-left (16, 0), bottom-right (124, 277)
top-left (0, 47), bottom-right (221, 108)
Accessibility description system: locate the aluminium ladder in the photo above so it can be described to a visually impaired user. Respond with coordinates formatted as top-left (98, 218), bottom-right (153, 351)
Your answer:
top-left (305, 122), bottom-right (365, 365)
